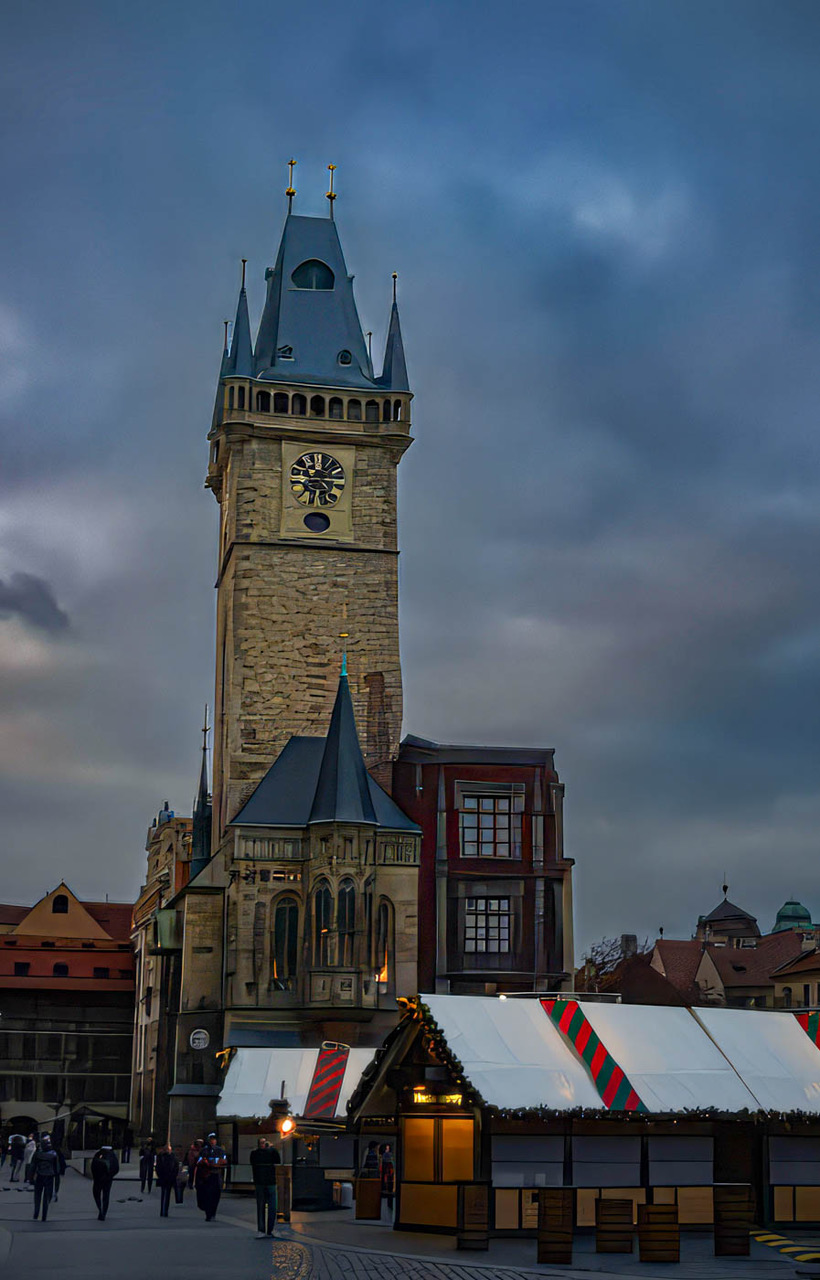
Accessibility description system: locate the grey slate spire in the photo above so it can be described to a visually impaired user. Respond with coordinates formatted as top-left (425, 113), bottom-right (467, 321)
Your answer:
top-left (254, 214), bottom-right (374, 387)
top-left (225, 271), bottom-right (253, 378)
top-left (309, 668), bottom-right (378, 825)
top-left (190, 709), bottom-right (212, 878)
top-left (377, 297), bottom-right (410, 392)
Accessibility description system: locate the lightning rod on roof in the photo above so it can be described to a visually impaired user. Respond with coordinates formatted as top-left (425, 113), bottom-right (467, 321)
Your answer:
top-left (286, 158), bottom-right (297, 214)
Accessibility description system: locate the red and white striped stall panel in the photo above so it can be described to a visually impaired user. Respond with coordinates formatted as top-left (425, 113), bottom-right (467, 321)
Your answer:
top-left (303, 1044), bottom-right (351, 1120)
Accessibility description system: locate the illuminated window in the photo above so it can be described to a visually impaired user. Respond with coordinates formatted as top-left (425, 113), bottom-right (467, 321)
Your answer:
top-left (459, 793), bottom-right (523, 858)
top-left (376, 900), bottom-right (395, 994)
top-left (272, 897), bottom-right (299, 990)
top-left (313, 881), bottom-right (333, 966)
top-left (464, 898), bottom-right (511, 955)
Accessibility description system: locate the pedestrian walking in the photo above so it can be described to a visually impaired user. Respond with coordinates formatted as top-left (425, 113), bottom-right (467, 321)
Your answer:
top-left (379, 1143), bottom-right (395, 1212)
top-left (185, 1138), bottom-right (203, 1189)
top-left (122, 1128), bottom-right (133, 1164)
top-left (249, 1136), bottom-right (280, 1238)
top-left (90, 1145), bottom-right (119, 1221)
top-left (31, 1135), bottom-right (59, 1222)
top-left (138, 1139), bottom-right (155, 1193)
top-left (23, 1133), bottom-right (37, 1184)
top-left (8, 1134), bottom-right (25, 1181)
top-left (193, 1134), bottom-right (227, 1222)
top-left (0, 1134), bottom-right (7, 1168)
top-left (53, 1144), bottom-right (66, 1201)
top-left (155, 1143), bottom-right (180, 1217)
top-left (361, 1139), bottom-right (379, 1176)
top-left (174, 1147), bottom-right (187, 1205)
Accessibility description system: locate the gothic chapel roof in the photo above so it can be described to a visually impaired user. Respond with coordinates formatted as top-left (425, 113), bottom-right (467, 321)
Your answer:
top-left (231, 671), bottom-right (419, 833)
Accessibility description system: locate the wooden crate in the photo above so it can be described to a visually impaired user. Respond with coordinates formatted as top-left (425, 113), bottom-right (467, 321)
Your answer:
top-left (713, 1184), bottom-right (753, 1256)
top-left (275, 1166), bottom-right (292, 1222)
top-left (595, 1197), bottom-right (634, 1253)
top-left (638, 1203), bottom-right (680, 1264)
top-left (457, 1183), bottom-right (489, 1250)
top-left (537, 1188), bottom-right (573, 1265)
top-left (354, 1177), bottom-right (383, 1220)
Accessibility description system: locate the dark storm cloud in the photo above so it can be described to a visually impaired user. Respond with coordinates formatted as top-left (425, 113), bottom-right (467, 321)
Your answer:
top-left (0, 573), bottom-right (69, 633)
top-left (0, 0), bottom-right (817, 954)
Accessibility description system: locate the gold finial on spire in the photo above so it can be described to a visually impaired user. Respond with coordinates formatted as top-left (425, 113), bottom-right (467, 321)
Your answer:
top-left (241, 258), bottom-right (247, 290)
top-left (286, 158), bottom-right (297, 213)
top-left (326, 164), bottom-right (337, 219)
top-left (392, 271), bottom-right (398, 304)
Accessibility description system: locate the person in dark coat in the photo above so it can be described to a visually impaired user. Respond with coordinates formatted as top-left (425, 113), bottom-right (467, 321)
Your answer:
top-left (361, 1140), bottom-right (380, 1176)
top-left (91, 1145), bottom-right (119, 1221)
top-left (155, 1143), bottom-right (180, 1217)
top-left (52, 1144), bottom-right (66, 1202)
top-left (193, 1134), bottom-right (227, 1221)
top-left (249, 1137), bottom-right (281, 1238)
top-left (379, 1142), bottom-right (395, 1212)
top-left (138, 1139), bottom-right (155, 1193)
top-left (31, 1136), bottom-right (60, 1222)
top-left (8, 1134), bottom-right (26, 1182)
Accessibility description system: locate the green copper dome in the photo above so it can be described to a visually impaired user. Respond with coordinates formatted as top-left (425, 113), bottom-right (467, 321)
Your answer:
top-left (773, 899), bottom-right (813, 933)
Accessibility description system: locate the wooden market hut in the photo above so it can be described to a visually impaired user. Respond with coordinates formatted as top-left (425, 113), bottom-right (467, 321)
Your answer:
top-left (348, 994), bottom-right (820, 1234)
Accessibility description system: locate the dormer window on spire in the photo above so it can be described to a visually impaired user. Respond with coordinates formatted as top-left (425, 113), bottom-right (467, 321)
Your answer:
top-left (292, 259), bottom-right (335, 290)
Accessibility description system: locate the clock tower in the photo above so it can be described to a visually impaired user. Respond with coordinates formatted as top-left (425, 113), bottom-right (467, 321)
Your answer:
top-left (207, 194), bottom-right (412, 838)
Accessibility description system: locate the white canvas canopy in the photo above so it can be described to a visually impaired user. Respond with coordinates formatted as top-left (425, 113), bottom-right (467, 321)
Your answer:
top-left (420, 995), bottom-right (820, 1116)
top-left (217, 1046), bottom-right (375, 1121)
top-left (694, 1007), bottom-right (820, 1114)
top-left (424, 994), bottom-right (602, 1110)
top-left (577, 1001), bottom-right (759, 1113)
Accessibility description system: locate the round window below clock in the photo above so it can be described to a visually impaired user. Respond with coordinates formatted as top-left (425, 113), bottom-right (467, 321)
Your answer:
top-left (304, 512), bottom-right (330, 533)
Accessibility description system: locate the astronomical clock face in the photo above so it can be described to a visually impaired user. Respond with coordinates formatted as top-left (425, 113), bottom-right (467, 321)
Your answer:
top-left (289, 451), bottom-right (345, 507)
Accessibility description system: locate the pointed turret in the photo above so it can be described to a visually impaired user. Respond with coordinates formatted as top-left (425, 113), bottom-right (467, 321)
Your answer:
top-left (224, 264), bottom-right (253, 378)
top-left (254, 214), bottom-right (374, 387)
top-left (190, 709), bottom-right (212, 878)
top-left (309, 666), bottom-right (378, 825)
top-left (377, 287), bottom-right (410, 391)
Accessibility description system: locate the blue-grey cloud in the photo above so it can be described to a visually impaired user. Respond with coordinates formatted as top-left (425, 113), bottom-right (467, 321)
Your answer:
top-left (0, 573), bottom-right (69, 633)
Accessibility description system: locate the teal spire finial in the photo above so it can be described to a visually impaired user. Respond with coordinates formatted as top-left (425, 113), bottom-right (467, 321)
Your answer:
top-left (341, 652), bottom-right (348, 677)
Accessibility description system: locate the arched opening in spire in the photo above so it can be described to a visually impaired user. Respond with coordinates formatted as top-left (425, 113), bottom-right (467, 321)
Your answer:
top-left (329, 397), bottom-right (343, 420)
top-left (365, 399), bottom-right (379, 423)
top-left (310, 395), bottom-right (325, 418)
top-left (382, 399), bottom-right (391, 422)
top-left (291, 393), bottom-right (307, 416)
top-left (256, 391), bottom-right (271, 413)
top-left (292, 259), bottom-right (335, 290)
top-left (274, 392), bottom-right (289, 414)
top-left (393, 399), bottom-right (402, 421)
top-left (347, 399), bottom-right (362, 422)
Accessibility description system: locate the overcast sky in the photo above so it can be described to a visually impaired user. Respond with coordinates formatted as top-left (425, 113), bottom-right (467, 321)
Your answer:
top-left (1, 1), bottom-right (818, 956)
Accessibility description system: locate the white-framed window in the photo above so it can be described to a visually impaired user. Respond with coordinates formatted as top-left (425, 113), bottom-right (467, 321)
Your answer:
top-left (459, 792), bottom-right (523, 858)
top-left (464, 897), bottom-right (511, 954)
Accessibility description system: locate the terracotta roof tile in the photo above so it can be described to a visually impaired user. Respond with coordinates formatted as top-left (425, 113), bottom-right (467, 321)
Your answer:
top-left (707, 931), bottom-right (803, 987)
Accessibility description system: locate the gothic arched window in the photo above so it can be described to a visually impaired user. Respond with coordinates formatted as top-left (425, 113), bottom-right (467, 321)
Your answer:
top-left (52, 894), bottom-right (68, 915)
top-left (329, 397), bottom-right (343, 420)
top-left (347, 399), bottom-right (362, 422)
top-left (273, 392), bottom-right (289, 414)
top-left (272, 897), bottom-right (299, 990)
top-left (376, 899), bottom-right (395, 996)
top-left (338, 880), bottom-right (356, 967)
top-left (365, 399), bottom-right (379, 423)
top-left (291, 259), bottom-right (335, 290)
top-left (256, 391), bottom-right (271, 412)
top-left (237, 386), bottom-right (246, 409)
top-left (313, 881), bottom-right (334, 967)
top-left (291, 393), bottom-right (307, 416)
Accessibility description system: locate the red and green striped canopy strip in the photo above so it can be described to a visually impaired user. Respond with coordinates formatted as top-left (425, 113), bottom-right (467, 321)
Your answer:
top-left (541, 998), bottom-right (647, 1113)
top-left (796, 1011), bottom-right (820, 1047)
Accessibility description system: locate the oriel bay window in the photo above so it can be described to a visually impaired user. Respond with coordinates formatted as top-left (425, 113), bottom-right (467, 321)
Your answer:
top-left (459, 788), bottom-right (524, 858)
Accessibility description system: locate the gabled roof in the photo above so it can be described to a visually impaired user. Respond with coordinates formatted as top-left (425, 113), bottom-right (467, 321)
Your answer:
top-left (703, 897), bottom-right (758, 927)
top-left (706, 931), bottom-right (802, 988)
top-left (231, 674), bottom-right (419, 833)
top-left (769, 946), bottom-right (820, 980)
top-left (652, 939), bottom-right (704, 993)
top-left (253, 214), bottom-right (374, 389)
